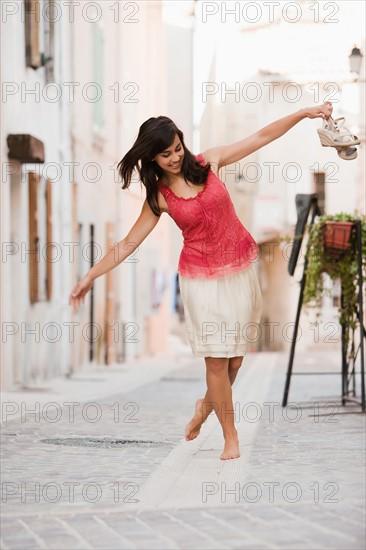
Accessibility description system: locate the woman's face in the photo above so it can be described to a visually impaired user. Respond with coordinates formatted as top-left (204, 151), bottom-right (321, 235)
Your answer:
top-left (153, 133), bottom-right (184, 176)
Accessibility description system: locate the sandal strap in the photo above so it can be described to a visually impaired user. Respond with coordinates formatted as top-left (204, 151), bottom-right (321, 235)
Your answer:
top-left (332, 132), bottom-right (358, 143)
top-left (325, 117), bottom-right (356, 138)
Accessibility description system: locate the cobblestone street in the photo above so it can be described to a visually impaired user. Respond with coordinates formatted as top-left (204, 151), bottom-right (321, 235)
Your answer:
top-left (1, 349), bottom-right (365, 549)
top-left (2, 0), bottom-right (366, 548)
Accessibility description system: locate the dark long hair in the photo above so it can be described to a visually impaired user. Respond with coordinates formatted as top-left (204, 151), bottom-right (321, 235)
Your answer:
top-left (117, 116), bottom-right (211, 216)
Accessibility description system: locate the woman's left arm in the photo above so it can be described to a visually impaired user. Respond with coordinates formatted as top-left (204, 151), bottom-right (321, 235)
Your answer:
top-left (203, 101), bottom-right (333, 169)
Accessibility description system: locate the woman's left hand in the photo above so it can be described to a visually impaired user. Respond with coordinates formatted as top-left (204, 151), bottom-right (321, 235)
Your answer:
top-left (304, 101), bottom-right (333, 120)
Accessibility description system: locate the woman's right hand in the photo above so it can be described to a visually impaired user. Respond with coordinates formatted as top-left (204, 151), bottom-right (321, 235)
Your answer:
top-left (69, 274), bottom-right (94, 311)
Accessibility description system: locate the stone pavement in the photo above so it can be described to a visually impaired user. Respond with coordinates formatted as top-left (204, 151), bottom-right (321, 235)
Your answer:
top-left (1, 347), bottom-right (365, 549)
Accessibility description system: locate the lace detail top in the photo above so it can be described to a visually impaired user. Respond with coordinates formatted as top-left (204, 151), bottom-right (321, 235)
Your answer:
top-left (157, 153), bottom-right (259, 279)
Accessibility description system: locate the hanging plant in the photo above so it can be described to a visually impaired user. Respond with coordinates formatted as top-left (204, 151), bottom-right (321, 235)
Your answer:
top-left (303, 212), bottom-right (366, 361)
top-left (323, 221), bottom-right (354, 252)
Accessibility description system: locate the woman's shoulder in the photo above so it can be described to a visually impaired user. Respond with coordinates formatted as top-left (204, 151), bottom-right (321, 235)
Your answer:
top-left (157, 180), bottom-right (169, 197)
top-left (197, 151), bottom-right (221, 177)
top-left (196, 152), bottom-right (210, 163)
top-left (157, 184), bottom-right (170, 214)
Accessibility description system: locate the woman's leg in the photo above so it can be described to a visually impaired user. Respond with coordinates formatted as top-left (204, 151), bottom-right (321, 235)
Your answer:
top-left (228, 355), bottom-right (245, 384)
top-left (186, 356), bottom-right (244, 458)
top-left (185, 356), bottom-right (244, 459)
top-left (203, 357), bottom-right (239, 459)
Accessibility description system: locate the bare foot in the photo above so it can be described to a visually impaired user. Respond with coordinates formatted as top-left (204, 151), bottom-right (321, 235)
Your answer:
top-left (220, 436), bottom-right (240, 460)
top-left (185, 398), bottom-right (205, 441)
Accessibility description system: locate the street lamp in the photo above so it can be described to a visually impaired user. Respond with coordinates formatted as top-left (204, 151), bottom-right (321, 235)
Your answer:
top-left (349, 45), bottom-right (364, 80)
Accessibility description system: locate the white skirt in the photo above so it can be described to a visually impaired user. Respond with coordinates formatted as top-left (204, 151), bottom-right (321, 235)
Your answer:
top-left (178, 263), bottom-right (263, 358)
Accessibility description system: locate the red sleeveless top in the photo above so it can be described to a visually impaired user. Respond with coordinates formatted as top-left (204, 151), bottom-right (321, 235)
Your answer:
top-left (158, 153), bottom-right (259, 279)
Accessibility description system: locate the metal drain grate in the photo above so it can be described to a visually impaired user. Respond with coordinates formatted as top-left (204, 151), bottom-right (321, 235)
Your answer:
top-left (40, 437), bottom-right (173, 449)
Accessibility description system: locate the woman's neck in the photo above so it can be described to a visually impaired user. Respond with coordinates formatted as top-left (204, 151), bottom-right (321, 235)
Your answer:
top-left (161, 172), bottom-right (184, 187)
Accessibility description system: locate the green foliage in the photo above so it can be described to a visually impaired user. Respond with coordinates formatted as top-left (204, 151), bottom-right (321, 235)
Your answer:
top-left (302, 212), bottom-right (366, 360)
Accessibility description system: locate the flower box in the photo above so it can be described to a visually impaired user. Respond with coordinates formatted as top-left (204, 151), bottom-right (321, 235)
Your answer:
top-left (323, 221), bottom-right (354, 254)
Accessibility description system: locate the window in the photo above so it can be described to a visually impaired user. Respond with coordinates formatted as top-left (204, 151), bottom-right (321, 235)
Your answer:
top-left (25, 0), bottom-right (55, 81)
top-left (28, 172), bottom-right (53, 303)
top-left (313, 171), bottom-right (326, 215)
top-left (44, 0), bottom-right (56, 82)
top-left (25, 0), bottom-right (41, 69)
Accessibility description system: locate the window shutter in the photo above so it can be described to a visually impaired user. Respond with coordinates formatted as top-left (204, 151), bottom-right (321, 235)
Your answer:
top-left (25, 0), bottom-right (41, 69)
top-left (28, 172), bottom-right (40, 303)
top-left (46, 178), bottom-right (53, 300)
top-left (44, 0), bottom-right (56, 82)
top-left (105, 222), bottom-right (116, 364)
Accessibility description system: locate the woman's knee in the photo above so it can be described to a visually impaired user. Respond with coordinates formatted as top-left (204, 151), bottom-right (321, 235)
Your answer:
top-left (205, 357), bottom-right (229, 375)
top-left (228, 356), bottom-right (244, 372)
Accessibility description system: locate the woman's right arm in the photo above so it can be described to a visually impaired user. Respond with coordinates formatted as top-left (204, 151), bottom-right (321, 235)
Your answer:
top-left (88, 198), bottom-right (161, 280)
top-left (69, 198), bottom-right (161, 310)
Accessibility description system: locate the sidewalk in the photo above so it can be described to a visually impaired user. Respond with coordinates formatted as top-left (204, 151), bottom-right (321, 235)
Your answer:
top-left (1, 348), bottom-right (365, 549)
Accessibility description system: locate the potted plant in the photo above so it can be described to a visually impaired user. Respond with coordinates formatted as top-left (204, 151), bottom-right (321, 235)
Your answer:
top-left (323, 220), bottom-right (354, 254)
top-left (302, 212), bottom-right (366, 361)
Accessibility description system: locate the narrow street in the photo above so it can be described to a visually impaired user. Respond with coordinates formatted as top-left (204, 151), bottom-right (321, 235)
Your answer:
top-left (1, 348), bottom-right (365, 549)
top-left (2, 1), bottom-right (365, 549)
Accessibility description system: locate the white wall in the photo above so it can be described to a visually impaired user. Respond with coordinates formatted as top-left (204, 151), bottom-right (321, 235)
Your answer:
top-left (198, 5), bottom-right (365, 353)
top-left (1, 3), bottom-right (73, 388)
top-left (1, 0), bottom-right (195, 389)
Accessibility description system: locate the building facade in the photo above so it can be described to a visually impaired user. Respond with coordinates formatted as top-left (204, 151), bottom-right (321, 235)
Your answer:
top-left (197, 4), bottom-right (365, 354)
top-left (1, 0), bottom-right (195, 390)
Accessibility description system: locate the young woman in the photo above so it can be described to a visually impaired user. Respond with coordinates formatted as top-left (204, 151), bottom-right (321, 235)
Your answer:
top-left (69, 101), bottom-right (333, 460)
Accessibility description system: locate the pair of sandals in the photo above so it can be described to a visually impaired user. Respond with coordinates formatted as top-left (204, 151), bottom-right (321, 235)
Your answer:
top-left (317, 115), bottom-right (360, 160)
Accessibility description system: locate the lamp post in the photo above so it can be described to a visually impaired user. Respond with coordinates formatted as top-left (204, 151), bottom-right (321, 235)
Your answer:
top-left (349, 45), bottom-right (364, 81)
